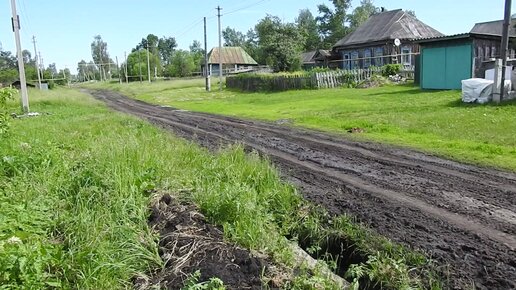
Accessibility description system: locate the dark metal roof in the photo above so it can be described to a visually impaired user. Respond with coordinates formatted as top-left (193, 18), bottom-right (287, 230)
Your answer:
top-left (301, 51), bottom-right (318, 63)
top-left (415, 33), bottom-right (472, 43)
top-left (333, 9), bottom-right (443, 49)
top-left (470, 19), bottom-right (516, 37)
top-left (207, 47), bottom-right (258, 65)
top-left (300, 50), bottom-right (331, 63)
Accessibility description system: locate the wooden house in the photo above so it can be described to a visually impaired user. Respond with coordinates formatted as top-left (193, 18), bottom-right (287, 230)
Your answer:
top-left (300, 50), bottom-right (331, 69)
top-left (202, 46), bottom-right (258, 76)
top-left (332, 9), bottom-right (443, 70)
top-left (417, 19), bottom-right (516, 89)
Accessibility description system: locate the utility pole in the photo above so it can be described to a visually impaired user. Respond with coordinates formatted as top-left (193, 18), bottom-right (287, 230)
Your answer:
top-left (10, 0), bottom-right (29, 113)
top-left (146, 46), bottom-right (151, 83)
top-left (116, 56), bottom-right (121, 84)
top-left (499, 0), bottom-right (512, 102)
top-left (124, 52), bottom-right (128, 83)
top-left (204, 17), bottom-right (211, 91)
top-left (138, 49), bottom-right (142, 83)
top-left (38, 51), bottom-right (44, 71)
top-left (32, 36), bottom-right (42, 89)
top-left (217, 5), bottom-right (223, 91)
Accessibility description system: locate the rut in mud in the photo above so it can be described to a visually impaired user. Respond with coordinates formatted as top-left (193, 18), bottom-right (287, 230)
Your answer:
top-left (89, 90), bottom-right (516, 290)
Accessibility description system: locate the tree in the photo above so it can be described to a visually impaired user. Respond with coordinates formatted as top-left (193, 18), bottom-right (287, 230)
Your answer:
top-left (296, 9), bottom-right (321, 51)
top-left (126, 50), bottom-right (159, 81)
top-left (316, 0), bottom-right (352, 48)
top-left (189, 40), bottom-right (204, 73)
top-left (256, 15), bottom-right (305, 71)
top-left (91, 35), bottom-right (112, 80)
top-left (348, 0), bottom-right (380, 29)
top-left (157, 36), bottom-right (177, 65)
top-left (22, 50), bottom-right (33, 65)
top-left (223, 27), bottom-right (246, 47)
top-left (166, 50), bottom-right (195, 77)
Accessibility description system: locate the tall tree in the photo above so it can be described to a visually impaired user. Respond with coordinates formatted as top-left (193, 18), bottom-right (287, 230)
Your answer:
top-left (91, 35), bottom-right (112, 80)
top-left (256, 15), bottom-right (305, 71)
top-left (223, 27), bottom-right (246, 47)
top-left (348, 0), bottom-right (380, 29)
top-left (126, 50), bottom-right (159, 81)
top-left (166, 50), bottom-right (196, 77)
top-left (22, 50), bottom-right (32, 65)
top-left (296, 9), bottom-right (321, 51)
top-left (316, 0), bottom-right (352, 48)
top-left (157, 36), bottom-right (177, 65)
top-left (189, 40), bottom-right (204, 73)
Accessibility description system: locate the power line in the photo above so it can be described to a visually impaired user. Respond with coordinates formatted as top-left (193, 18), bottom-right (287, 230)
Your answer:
top-left (224, 0), bottom-right (271, 16)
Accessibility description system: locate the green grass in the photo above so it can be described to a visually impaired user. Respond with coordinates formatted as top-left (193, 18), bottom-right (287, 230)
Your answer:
top-left (0, 87), bottom-right (318, 288)
top-left (88, 80), bottom-right (516, 171)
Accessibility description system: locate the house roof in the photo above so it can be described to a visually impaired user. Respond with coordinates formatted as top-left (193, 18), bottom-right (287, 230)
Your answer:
top-left (301, 50), bottom-right (331, 63)
top-left (207, 46), bottom-right (258, 65)
top-left (470, 19), bottom-right (516, 37)
top-left (301, 51), bottom-right (318, 63)
top-left (333, 9), bottom-right (443, 49)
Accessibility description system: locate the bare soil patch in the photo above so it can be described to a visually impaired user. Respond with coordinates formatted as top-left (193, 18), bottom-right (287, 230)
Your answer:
top-left (90, 89), bottom-right (516, 290)
top-left (135, 194), bottom-right (267, 289)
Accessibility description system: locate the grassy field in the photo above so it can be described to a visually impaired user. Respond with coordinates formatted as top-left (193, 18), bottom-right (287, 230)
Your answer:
top-left (0, 87), bottom-right (441, 289)
top-left (89, 79), bottom-right (516, 171)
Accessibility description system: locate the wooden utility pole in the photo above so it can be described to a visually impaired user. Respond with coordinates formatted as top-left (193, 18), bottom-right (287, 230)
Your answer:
top-left (116, 56), bottom-right (121, 84)
top-left (217, 6), bottom-right (223, 91)
top-left (10, 0), bottom-right (29, 113)
top-left (146, 46), bottom-right (151, 83)
top-left (32, 36), bottom-right (42, 89)
top-left (124, 52), bottom-right (129, 83)
top-left (204, 17), bottom-right (211, 91)
top-left (499, 0), bottom-right (512, 101)
top-left (138, 49), bottom-right (142, 83)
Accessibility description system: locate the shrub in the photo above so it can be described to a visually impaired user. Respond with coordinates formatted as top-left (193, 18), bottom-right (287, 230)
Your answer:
top-left (0, 87), bottom-right (16, 135)
top-left (381, 64), bottom-right (402, 77)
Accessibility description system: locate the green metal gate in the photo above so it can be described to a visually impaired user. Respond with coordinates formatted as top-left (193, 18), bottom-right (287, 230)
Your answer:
top-left (421, 43), bottom-right (473, 89)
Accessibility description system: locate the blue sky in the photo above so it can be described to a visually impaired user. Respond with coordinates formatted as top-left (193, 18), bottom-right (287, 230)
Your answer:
top-left (0, 0), bottom-right (513, 72)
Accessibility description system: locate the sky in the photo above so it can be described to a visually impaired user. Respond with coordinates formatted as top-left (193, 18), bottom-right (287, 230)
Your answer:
top-left (0, 0), bottom-right (513, 72)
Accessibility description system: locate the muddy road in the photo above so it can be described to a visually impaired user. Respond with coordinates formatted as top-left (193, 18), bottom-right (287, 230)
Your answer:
top-left (89, 90), bottom-right (516, 289)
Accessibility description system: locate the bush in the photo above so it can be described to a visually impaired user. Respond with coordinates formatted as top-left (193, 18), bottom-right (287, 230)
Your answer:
top-left (0, 87), bottom-right (16, 135)
top-left (381, 64), bottom-right (402, 77)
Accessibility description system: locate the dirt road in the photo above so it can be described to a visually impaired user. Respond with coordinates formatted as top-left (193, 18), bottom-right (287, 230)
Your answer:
top-left (89, 90), bottom-right (516, 289)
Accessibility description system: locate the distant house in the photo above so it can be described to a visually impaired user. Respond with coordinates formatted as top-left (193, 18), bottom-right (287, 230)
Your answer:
top-left (300, 50), bottom-right (331, 69)
top-left (202, 46), bottom-right (258, 76)
top-left (416, 19), bottom-right (516, 89)
top-left (332, 9), bottom-right (443, 70)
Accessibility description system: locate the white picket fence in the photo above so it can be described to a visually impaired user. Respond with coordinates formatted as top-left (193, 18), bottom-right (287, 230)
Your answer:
top-left (315, 67), bottom-right (383, 89)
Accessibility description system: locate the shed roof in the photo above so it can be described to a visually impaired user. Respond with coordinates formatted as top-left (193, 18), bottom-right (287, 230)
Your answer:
top-left (301, 51), bottom-right (318, 63)
top-left (470, 19), bottom-right (516, 37)
top-left (333, 9), bottom-right (443, 49)
top-left (207, 46), bottom-right (258, 65)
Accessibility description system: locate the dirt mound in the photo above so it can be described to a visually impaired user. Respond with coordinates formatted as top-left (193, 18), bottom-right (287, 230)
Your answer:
top-left (136, 194), bottom-right (267, 289)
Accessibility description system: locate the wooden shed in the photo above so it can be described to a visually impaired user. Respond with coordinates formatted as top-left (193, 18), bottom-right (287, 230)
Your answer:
top-left (417, 20), bottom-right (516, 90)
top-left (202, 46), bottom-right (258, 76)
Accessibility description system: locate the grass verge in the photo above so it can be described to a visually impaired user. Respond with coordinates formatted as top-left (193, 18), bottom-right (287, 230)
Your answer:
top-left (1, 87), bottom-right (441, 289)
top-left (86, 79), bottom-right (516, 171)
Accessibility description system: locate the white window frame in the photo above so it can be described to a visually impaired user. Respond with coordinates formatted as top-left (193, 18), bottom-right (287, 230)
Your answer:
top-left (401, 46), bottom-right (412, 66)
top-left (351, 51), bottom-right (359, 69)
top-left (374, 47), bottom-right (384, 66)
top-left (364, 48), bottom-right (372, 68)
top-left (343, 53), bottom-right (351, 70)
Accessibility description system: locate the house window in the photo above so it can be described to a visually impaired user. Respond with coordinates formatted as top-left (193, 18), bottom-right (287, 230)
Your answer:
top-left (374, 47), bottom-right (384, 66)
top-left (485, 47), bottom-right (490, 59)
top-left (401, 46), bottom-right (412, 66)
top-left (343, 53), bottom-right (351, 70)
top-left (364, 48), bottom-right (372, 68)
top-left (491, 46), bottom-right (496, 58)
top-left (351, 51), bottom-right (359, 69)
top-left (477, 47), bottom-right (484, 60)
top-left (511, 49), bottom-right (515, 59)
